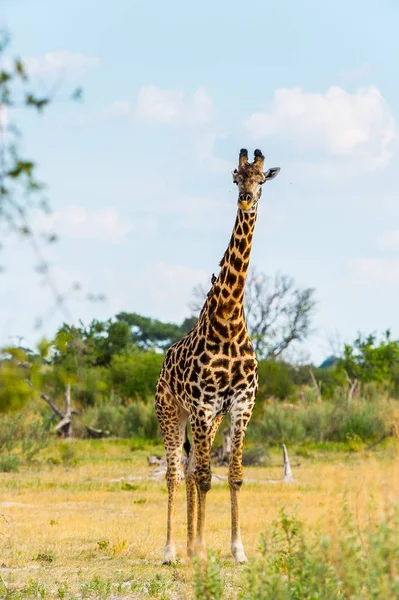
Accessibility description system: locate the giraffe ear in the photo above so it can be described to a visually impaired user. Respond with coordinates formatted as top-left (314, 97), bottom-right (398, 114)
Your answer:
top-left (263, 167), bottom-right (280, 181)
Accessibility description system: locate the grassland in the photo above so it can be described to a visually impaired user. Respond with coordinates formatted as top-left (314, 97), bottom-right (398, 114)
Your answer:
top-left (0, 438), bottom-right (398, 599)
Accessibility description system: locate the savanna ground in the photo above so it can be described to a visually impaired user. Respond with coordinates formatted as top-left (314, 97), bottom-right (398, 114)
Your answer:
top-left (1, 438), bottom-right (399, 599)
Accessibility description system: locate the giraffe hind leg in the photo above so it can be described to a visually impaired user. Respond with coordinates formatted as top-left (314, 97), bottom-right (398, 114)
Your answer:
top-left (155, 382), bottom-right (187, 564)
top-left (183, 431), bottom-right (197, 558)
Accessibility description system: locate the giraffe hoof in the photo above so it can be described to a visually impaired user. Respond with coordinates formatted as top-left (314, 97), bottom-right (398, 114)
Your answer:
top-left (232, 541), bottom-right (247, 564)
top-left (162, 545), bottom-right (176, 565)
top-left (194, 543), bottom-right (207, 562)
top-left (234, 553), bottom-right (248, 564)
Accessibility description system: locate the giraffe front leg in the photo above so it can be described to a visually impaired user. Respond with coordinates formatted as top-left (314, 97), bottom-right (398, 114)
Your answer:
top-left (191, 414), bottom-right (223, 561)
top-left (229, 402), bottom-right (254, 564)
top-left (163, 447), bottom-right (182, 564)
top-left (194, 448), bottom-right (211, 561)
top-left (155, 386), bottom-right (187, 565)
top-left (184, 445), bottom-right (197, 558)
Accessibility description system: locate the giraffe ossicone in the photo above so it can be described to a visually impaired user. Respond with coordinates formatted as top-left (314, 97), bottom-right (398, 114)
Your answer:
top-left (155, 148), bottom-right (281, 564)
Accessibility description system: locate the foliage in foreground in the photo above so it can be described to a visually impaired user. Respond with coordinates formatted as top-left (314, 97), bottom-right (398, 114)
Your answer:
top-left (0, 412), bottom-right (50, 471)
top-left (194, 506), bottom-right (399, 600)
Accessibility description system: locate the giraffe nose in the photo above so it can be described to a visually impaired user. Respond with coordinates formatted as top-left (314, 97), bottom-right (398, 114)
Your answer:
top-left (239, 192), bottom-right (252, 203)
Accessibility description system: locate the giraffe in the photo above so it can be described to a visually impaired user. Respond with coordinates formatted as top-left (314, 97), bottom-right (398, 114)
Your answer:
top-left (155, 148), bottom-right (280, 564)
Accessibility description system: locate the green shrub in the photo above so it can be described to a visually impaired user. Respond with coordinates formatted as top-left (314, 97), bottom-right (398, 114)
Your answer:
top-left (0, 413), bottom-right (50, 470)
top-left (193, 550), bottom-right (223, 600)
top-left (90, 403), bottom-right (125, 436)
top-left (123, 401), bottom-right (158, 439)
top-left (257, 360), bottom-right (296, 401)
top-left (0, 454), bottom-right (21, 472)
top-left (110, 352), bottom-right (163, 401)
top-left (249, 395), bottom-right (396, 445)
top-left (239, 505), bottom-right (399, 599)
top-left (86, 398), bottom-right (159, 439)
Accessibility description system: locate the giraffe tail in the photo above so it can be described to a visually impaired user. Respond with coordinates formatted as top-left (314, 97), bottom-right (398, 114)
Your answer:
top-left (183, 424), bottom-right (191, 457)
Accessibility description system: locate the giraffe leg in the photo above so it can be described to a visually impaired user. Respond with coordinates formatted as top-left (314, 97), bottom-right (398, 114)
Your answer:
top-left (229, 400), bottom-right (254, 564)
top-left (191, 414), bottom-right (224, 560)
top-left (155, 383), bottom-right (187, 564)
top-left (183, 444), bottom-right (197, 558)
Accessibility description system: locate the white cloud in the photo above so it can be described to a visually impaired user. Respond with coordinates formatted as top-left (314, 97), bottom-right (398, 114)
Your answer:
top-left (35, 206), bottom-right (132, 243)
top-left (23, 51), bottom-right (99, 76)
top-left (351, 258), bottom-right (399, 285)
top-left (136, 85), bottom-right (213, 125)
top-left (136, 86), bottom-right (183, 124)
top-left (377, 230), bottom-right (399, 250)
top-left (191, 87), bottom-right (213, 123)
top-left (102, 262), bottom-right (209, 322)
top-left (104, 100), bottom-right (132, 118)
top-left (194, 132), bottom-right (230, 172)
top-left (245, 85), bottom-right (395, 169)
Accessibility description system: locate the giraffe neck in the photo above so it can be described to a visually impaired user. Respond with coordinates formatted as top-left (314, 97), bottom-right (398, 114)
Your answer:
top-left (208, 208), bottom-right (257, 326)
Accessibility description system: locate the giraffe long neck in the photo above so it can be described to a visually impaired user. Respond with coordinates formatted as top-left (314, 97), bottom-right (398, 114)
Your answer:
top-left (207, 208), bottom-right (257, 329)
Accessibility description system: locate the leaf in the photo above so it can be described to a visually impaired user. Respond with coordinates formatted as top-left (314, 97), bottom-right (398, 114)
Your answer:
top-left (14, 58), bottom-right (27, 81)
top-left (71, 86), bottom-right (83, 101)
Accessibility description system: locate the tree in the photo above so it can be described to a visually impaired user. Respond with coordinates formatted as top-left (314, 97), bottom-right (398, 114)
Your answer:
top-left (0, 347), bottom-right (33, 412)
top-left (190, 268), bottom-right (316, 359)
top-left (338, 330), bottom-right (399, 387)
top-left (116, 312), bottom-right (194, 351)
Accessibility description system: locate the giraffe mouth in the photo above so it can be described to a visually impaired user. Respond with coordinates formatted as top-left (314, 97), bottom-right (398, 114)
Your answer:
top-left (238, 199), bottom-right (258, 213)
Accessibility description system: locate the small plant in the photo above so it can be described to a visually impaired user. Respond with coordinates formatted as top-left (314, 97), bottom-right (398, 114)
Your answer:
top-left (24, 579), bottom-right (47, 598)
top-left (133, 498), bottom-right (147, 504)
top-left (59, 442), bottom-right (77, 466)
top-left (57, 582), bottom-right (68, 599)
top-left (111, 540), bottom-right (127, 555)
top-left (49, 519), bottom-right (58, 526)
top-left (97, 539), bottom-right (110, 550)
top-left (193, 550), bottom-right (223, 600)
top-left (346, 432), bottom-right (364, 452)
top-left (34, 550), bottom-right (55, 564)
top-left (121, 482), bottom-right (139, 491)
top-left (0, 454), bottom-right (20, 472)
top-left (131, 573), bottom-right (170, 598)
top-left (80, 576), bottom-right (111, 599)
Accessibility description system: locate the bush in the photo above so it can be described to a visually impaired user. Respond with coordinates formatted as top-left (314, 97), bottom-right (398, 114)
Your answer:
top-left (239, 505), bottom-right (399, 599)
top-left (0, 413), bottom-right (50, 471)
top-left (88, 402), bottom-right (125, 436)
top-left (110, 352), bottom-right (163, 401)
top-left (124, 401), bottom-right (158, 439)
top-left (0, 356), bottom-right (32, 413)
top-left (86, 398), bottom-right (159, 439)
top-left (249, 394), bottom-right (397, 445)
top-left (257, 360), bottom-right (296, 401)
top-left (193, 550), bottom-right (223, 600)
top-left (0, 454), bottom-right (21, 472)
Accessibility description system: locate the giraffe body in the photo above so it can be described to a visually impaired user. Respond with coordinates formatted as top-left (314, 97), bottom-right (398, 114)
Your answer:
top-left (155, 149), bottom-right (280, 563)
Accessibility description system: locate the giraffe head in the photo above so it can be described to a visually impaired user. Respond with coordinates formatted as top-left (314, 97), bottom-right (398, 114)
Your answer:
top-left (232, 149), bottom-right (280, 213)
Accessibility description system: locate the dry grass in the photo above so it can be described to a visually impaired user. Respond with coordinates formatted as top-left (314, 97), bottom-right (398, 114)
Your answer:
top-left (0, 438), bottom-right (398, 599)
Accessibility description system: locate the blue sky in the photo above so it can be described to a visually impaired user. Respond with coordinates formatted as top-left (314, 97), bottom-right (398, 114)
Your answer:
top-left (1, 0), bottom-right (399, 362)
